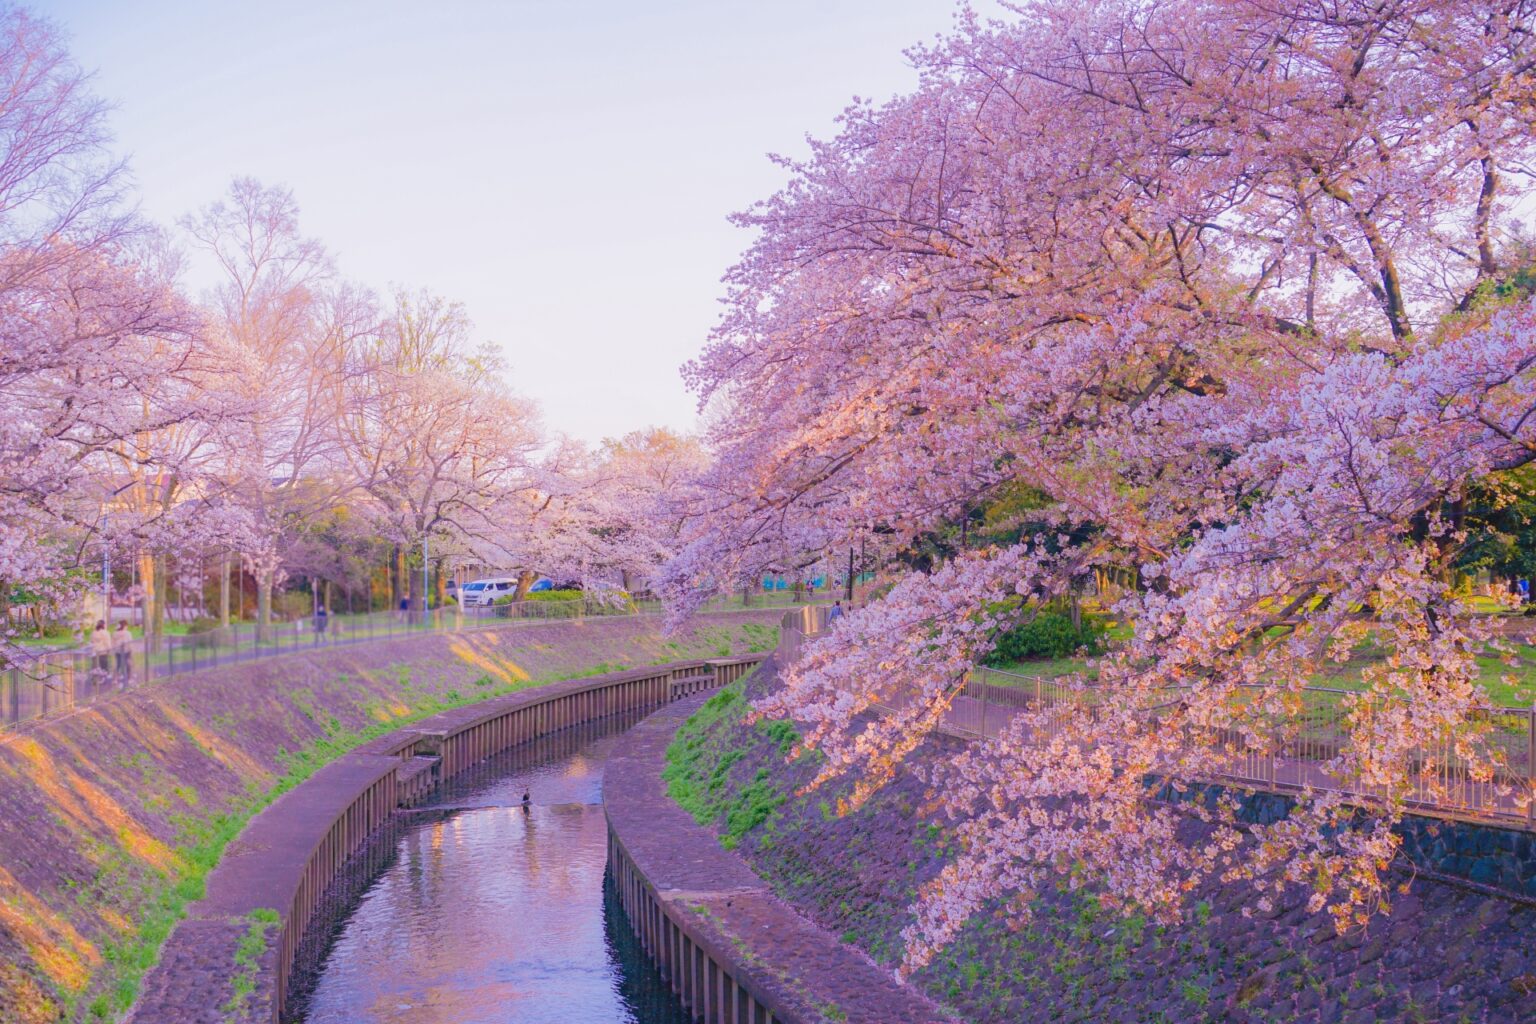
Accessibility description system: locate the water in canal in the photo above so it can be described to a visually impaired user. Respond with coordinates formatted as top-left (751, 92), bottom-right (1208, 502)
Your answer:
top-left (293, 713), bottom-right (690, 1024)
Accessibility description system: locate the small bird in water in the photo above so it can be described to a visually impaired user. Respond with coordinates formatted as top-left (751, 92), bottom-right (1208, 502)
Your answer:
top-left (521, 789), bottom-right (531, 813)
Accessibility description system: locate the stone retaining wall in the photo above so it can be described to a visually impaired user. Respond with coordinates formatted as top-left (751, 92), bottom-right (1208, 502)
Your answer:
top-left (604, 689), bottom-right (950, 1024)
top-left (1159, 783), bottom-right (1536, 904)
top-left (0, 610), bottom-right (780, 1023)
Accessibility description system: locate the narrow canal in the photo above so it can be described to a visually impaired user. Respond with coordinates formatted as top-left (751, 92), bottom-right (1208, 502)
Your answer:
top-left (292, 712), bottom-right (690, 1024)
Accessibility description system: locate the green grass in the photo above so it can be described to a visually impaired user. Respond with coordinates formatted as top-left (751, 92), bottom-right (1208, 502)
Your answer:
top-left (990, 625), bottom-right (1536, 707)
top-left (1306, 637), bottom-right (1536, 707)
top-left (662, 678), bottom-right (795, 849)
top-left (221, 908), bottom-right (278, 1019)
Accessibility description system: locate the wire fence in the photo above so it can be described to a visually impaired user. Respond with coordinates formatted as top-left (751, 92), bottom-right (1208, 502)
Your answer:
top-left (779, 607), bottom-right (1536, 831)
top-left (2, 595), bottom-right (638, 731)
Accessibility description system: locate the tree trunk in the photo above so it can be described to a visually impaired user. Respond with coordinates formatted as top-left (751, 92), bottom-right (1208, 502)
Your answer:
top-left (256, 571), bottom-right (273, 641)
top-left (139, 552), bottom-right (162, 653)
top-left (513, 569), bottom-right (537, 602)
top-left (154, 553), bottom-right (168, 642)
top-left (391, 545), bottom-right (406, 610)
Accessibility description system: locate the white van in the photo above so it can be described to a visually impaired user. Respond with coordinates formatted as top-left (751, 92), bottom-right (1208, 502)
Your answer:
top-left (458, 577), bottom-right (518, 607)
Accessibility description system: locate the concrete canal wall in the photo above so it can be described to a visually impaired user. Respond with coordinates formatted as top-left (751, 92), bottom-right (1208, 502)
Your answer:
top-left (130, 655), bottom-right (765, 1024)
top-left (0, 611), bottom-right (779, 1023)
top-left (605, 690), bottom-right (949, 1024)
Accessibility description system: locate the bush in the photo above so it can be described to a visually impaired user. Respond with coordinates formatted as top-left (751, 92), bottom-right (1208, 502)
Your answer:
top-left (986, 609), bottom-right (1107, 664)
top-left (185, 615), bottom-right (221, 635)
top-left (274, 591), bottom-right (311, 621)
top-left (492, 589), bottom-right (634, 616)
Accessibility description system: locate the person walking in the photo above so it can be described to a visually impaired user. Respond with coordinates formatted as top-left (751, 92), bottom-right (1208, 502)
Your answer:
top-left (89, 620), bottom-right (112, 682)
top-left (827, 600), bottom-right (846, 627)
top-left (313, 604), bottom-right (329, 643)
top-left (112, 621), bottom-right (132, 688)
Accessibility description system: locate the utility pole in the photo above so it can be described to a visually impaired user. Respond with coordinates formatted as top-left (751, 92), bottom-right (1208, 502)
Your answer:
top-left (846, 545), bottom-right (854, 602)
top-left (101, 508), bottom-right (110, 622)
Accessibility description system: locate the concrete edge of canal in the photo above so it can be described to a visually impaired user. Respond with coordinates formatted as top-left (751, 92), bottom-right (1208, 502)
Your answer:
top-left (127, 654), bottom-right (766, 1024)
top-left (604, 658), bottom-right (954, 1024)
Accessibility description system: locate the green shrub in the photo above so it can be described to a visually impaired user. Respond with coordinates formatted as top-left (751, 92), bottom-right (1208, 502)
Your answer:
top-left (986, 609), bottom-right (1106, 664)
top-left (185, 615), bottom-right (221, 635)
top-left (274, 591), bottom-right (312, 620)
top-left (492, 589), bottom-right (634, 616)
top-left (491, 589), bottom-right (580, 606)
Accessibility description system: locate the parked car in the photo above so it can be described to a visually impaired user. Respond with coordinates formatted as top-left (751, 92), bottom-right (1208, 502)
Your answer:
top-left (458, 577), bottom-right (518, 607)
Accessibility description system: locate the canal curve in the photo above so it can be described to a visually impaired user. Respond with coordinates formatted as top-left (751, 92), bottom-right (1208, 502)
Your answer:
top-left (290, 713), bottom-right (690, 1024)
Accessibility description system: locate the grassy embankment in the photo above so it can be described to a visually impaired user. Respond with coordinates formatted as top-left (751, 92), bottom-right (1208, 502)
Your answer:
top-left (661, 670), bottom-right (1536, 1024)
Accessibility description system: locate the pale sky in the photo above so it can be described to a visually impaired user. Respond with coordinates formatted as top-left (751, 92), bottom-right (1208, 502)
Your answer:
top-left (39, 0), bottom-right (997, 445)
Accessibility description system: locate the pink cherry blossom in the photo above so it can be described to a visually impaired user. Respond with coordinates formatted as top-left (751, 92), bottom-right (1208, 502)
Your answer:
top-left (668, 0), bottom-right (1536, 968)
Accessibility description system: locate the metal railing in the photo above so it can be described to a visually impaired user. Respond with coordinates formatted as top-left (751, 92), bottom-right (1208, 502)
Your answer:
top-left (0, 595), bottom-right (644, 731)
top-left (778, 608), bottom-right (1536, 831)
top-left (631, 591), bottom-right (840, 616)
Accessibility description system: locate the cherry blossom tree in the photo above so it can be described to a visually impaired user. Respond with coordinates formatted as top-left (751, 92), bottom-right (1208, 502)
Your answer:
top-left (181, 179), bottom-right (356, 638)
top-left (593, 427), bottom-right (709, 593)
top-left (0, 7), bottom-right (205, 663)
top-left (0, 4), bottom-right (634, 658)
top-left (338, 288), bottom-right (543, 609)
top-left (670, 0), bottom-right (1536, 968)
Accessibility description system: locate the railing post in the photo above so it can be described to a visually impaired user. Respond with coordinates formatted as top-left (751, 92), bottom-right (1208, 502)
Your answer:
top-left (1528, 707), bottom-right (1534, 827)
top-left (1268, 715), bottom-right (1277, 789)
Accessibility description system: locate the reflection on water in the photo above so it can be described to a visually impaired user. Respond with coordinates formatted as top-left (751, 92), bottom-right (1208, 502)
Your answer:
top-left (297, 719), bottom-right (689, 1024)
